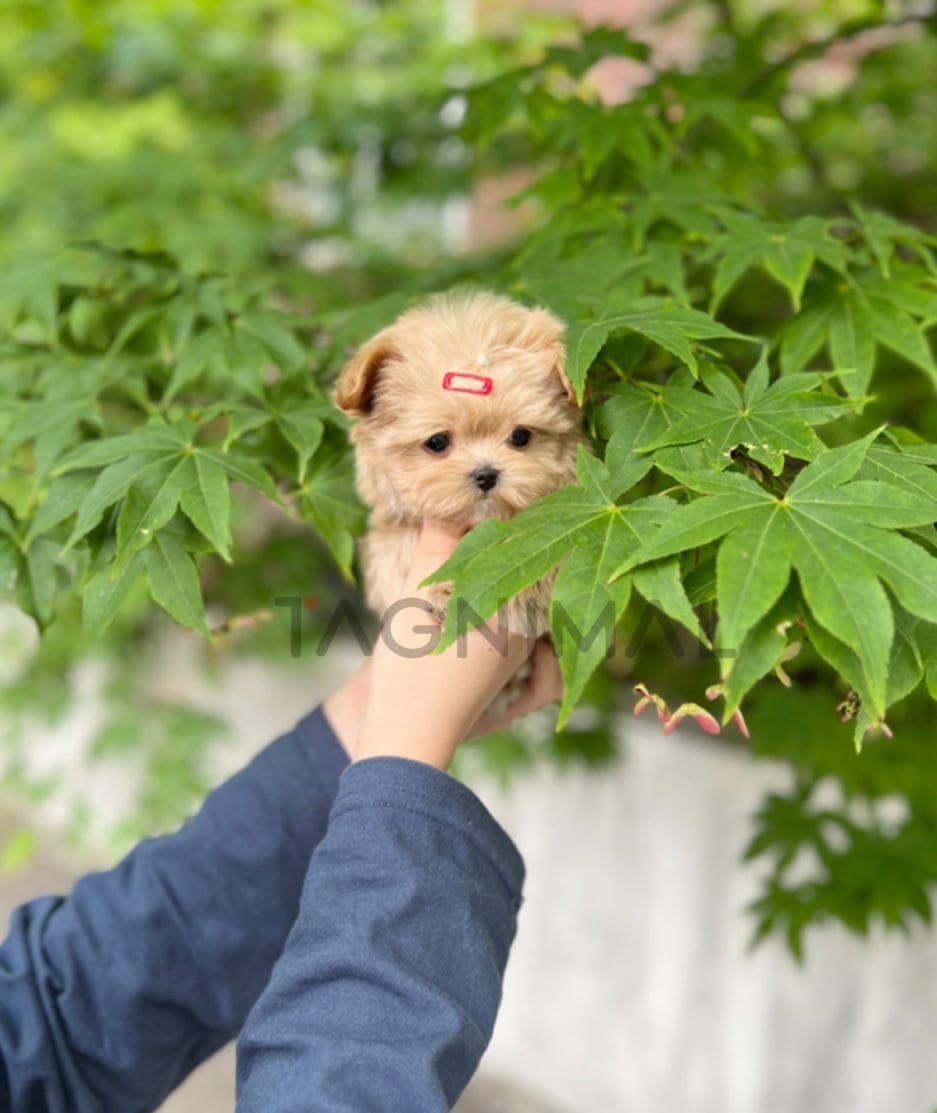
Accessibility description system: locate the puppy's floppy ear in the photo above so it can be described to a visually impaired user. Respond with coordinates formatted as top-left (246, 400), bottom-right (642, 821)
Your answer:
top-left (527, 307), bottom-right (575, 406)
top-left (334, 328), bottom-right (398, 417)
top-left (551, 339), bottom-right (575, 406)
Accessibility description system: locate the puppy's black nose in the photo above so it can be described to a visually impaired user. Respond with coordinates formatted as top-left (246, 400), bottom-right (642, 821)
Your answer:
top-left (472, 466), bottom-right (500, 492)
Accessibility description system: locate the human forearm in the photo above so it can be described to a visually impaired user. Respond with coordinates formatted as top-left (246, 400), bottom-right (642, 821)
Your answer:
top-left (236, 756), bottom-right (524, 1112)
top-left (0, 706), bottom-right (348, 1112)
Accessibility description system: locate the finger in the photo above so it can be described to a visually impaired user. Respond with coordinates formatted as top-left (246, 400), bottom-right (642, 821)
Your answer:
top-left (468, 682), bottom-right (541, 737)
top-left (527, 638), bottom-right (564, 704)
top-left (467, 639), bottom-right (564, 738)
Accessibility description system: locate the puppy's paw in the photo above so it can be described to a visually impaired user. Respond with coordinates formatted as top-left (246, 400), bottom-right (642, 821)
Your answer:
top-left (421, 581), bottom-right (452, 626)
top-left (501, 590), bottom-right (549, 639)
top-left (487, 663), bottom-right (531, 717)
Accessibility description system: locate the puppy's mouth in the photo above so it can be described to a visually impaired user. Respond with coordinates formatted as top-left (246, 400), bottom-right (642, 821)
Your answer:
top-left (466, 489), bottom-right (517, 526)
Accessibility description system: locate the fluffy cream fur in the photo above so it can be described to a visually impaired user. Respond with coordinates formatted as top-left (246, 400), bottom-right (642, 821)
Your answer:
top-left (335, 289), bottom-right (582, 639)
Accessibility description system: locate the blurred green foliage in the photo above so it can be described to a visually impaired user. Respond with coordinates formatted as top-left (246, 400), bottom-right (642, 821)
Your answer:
top-left (0, 0), bottom-right (936, 955)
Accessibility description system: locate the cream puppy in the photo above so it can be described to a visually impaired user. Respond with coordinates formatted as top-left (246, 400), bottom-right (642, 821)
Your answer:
top-left (335, 289), bottom-right (582, 643)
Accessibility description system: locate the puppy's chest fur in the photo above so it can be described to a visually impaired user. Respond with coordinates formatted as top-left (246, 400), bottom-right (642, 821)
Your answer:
top-left (359, 520), bottom-right (420, 619)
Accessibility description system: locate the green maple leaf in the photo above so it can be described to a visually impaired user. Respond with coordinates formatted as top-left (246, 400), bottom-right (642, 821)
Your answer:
top-left (636, 359), bottom-right (854, 474)
top-left (0, 399), bottom-right (97, 481)
top-left (425, 446), bottom-right (699, 724)
top-left (565, 297), bottom-right (755, 400)
top-left (55, 426), bottom-right (191, 472)
top-left (859, 444), bottom-right (937, 506)
top-left (177, 453), bottom-right (232, 558)
top-left (81, 545), bottom-right (146, 634)
top-left (678, 97), bottom-right (766, 155)
top-left (627, 168), bottom-right (734, 248)
top-left (15, 538), bottom-right (60, 627)
top-left (425, 450), bottom-right (627, 641)
top-left (549, 508), bottom-right (634, 727)
top-left (888, 609), bottom-right (927, 708)
top-left (631, 555), bottom-right (710, 648)
top-left (849, 202), bottom-right (937, 279)
top-left (235, 310), bottom-right (308, 372)
top-left (276, 406), bottom-right (326, 482)
top-left (114, 457), bottom-right (192, 573)
top-left (88, 450), bottom-right (229, 571)
top-left (221, 405), bottom-right (273, 449)
top-left (598, 377), bottom-right (697, 444)
top-left (299, 445), bottom-right (365, 580)
top-left (710, 212), bottom-right (847, 312)
top-left (166, 319), bottom-right (288, 404)
top-left (63, 452), bottom-right (186, 551)
top-left (51, 425), bottom-right (251, 569)
top-left (164, 330), bottom-right (228, 403)
top-left (827, 292), bottom-right (876, 397)
top-left (598, 372), bottom-right (723, 476)
top-left (144, 532), bottom-right (208, 635)
top-left (199, 447), bottom-right (279, 501)
top-left (916, 623), bottom-right (937, 700)
top-left (221, 328), bottom-right (270, 399)
top-left (0, 253), bottom-right (61, 339)
top-left (781, 269), bottom-right (937, 394)
top-left (617, 431), bottom-right (937, 719)
top-left (24, 472), bottom-right (97, 545)
top-left (802, 604), bottom-right (925, 747)
top-left (722, 594), bottom-right (795, 718)
top-left (518, 241), bottom-right (663, 322)
top-left (577, 103), bottom-right (655, 177)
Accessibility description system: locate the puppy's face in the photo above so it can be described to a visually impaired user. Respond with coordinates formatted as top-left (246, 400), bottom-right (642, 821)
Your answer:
top-left (335, 292), bottom-right (581, 526)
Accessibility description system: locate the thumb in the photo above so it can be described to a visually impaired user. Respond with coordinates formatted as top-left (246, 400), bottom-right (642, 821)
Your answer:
top-left (406, 518), bottom-right (466, 593)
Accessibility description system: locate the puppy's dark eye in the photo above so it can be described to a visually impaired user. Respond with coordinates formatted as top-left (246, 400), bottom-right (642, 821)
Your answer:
top-left (424, 432), bottom-right (450, 454)
top-left (509, 427), bottom-right (532, 448)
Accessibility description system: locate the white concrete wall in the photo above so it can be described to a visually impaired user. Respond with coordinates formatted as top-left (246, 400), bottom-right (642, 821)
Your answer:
top-left (471, 733), bottom-right (937, 1113)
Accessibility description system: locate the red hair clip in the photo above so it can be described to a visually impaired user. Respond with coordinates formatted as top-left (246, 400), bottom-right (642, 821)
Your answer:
top-left (441, 372), bottom-right (493, 395)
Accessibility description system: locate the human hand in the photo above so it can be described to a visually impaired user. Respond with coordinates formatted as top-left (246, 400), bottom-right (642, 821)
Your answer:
top-left (323, 520), bottom-right (562, 769)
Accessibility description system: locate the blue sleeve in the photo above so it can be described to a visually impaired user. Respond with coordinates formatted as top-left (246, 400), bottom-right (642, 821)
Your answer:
top-left (0, 706), bottom-right (348, 1113)
top-left (236, 756), bottom-right (525, 1113)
